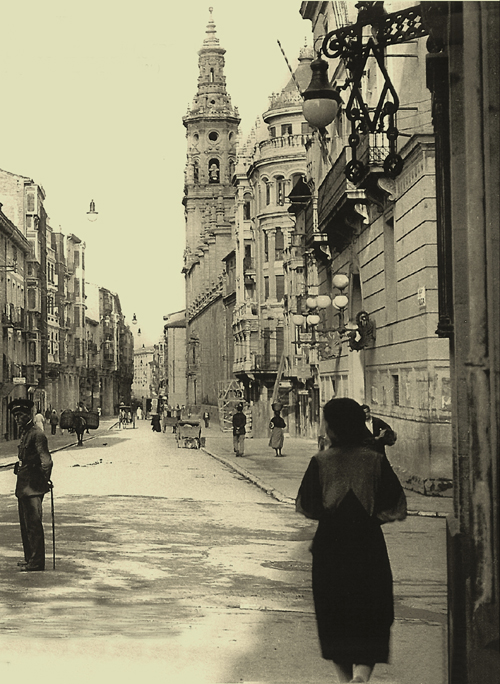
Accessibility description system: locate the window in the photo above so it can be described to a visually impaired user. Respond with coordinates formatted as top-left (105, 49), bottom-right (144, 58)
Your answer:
top-left (265, 182), bottom-right (271, 205)
top-left (276, 177), bottom-right (286, 206)
top-left (208, 158), bottom-right (220, 183)
top-left (269, 126), bottom-right (276, 138)
top-left (264, 276), bottom-right (269, 300)
top-left (244, 194), bottom-right (251, 220)
top-left (264, 233), bottom-right (269, 262)
top-left (74, 251), bottom-right (80, 269)
top-left (208, 131), bottom-right (219, 142)
top-left (281, 124), bottom-right (292, 136)
top-left (275, 228), bottom-right (284, 260)
top-left (276, 275), bottom-right (284, 301)
top-left (392, 374), bottom-right (400, 406)
top-left (301, 121), bottom-right (312, 136)
top-left (27, 194), bottom-right (35, 212)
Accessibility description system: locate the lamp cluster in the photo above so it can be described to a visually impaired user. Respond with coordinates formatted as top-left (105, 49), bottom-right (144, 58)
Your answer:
top-left (292, 274), bottom-right (350, 330)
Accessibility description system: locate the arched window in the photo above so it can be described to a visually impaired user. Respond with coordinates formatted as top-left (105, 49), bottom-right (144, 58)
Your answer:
top-left (208, 158), bottom-right (220, 183)
top-left (276, 176), bottom-right (286, 206)
top-left (193, 159), bottom-right (199, 182)
top-left (243, 193), bottom-right (252, 220)
top-left (265, 181), bottom-right (271, 205)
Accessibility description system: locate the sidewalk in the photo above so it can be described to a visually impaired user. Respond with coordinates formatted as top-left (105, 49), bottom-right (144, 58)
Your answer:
top-left (200, 426), bottom-right (454, 518)
top-left (0, 419), bottom-right (118, 470)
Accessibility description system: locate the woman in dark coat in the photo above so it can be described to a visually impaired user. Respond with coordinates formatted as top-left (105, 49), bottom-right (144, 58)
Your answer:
top-left (151, 414), bottom-right (161, 432)
top-left (296, 398), bottom-right (406, 683)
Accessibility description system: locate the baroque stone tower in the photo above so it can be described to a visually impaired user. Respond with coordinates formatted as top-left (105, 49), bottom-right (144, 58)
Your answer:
top-left (182, 8), bottom-right (240, 407)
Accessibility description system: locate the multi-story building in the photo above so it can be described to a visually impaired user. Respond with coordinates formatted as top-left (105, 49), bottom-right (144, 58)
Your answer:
top-left (231, 46), bottom-right (312, 435)
top-left (132, 345), bottom-right (155, 411)
top-left (285, 2), bottom-right (452, 495)
top-left (0, 204), bottom-right (30, 440)
top-left (162, 310), bottom-right (187, 408)
top-left (182, 8), bottom-right (240, 408)
top-left (0, 167), bottom-right (133, 429)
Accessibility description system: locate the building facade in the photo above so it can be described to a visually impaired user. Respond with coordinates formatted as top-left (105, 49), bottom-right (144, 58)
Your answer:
top-left (162, 310), bottom-right (187, 408)
top-left (0, 167), bottom-right (134, 438)
top-left (182, 9), bottom-right (240, 408)
top-left (231, 47), bottom-right (313, 436)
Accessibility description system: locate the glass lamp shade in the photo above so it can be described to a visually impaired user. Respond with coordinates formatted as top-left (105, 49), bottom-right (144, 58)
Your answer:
top-left (307, 314), bottom-right (321, 326)
top-left (302, 98), bottom-right (339, 129)
top-left (302, 57), bottom-right (341, 129)
top-left (292, 314), bottom-right (305, 326)
top-left (86, 199), bottom-right (98, 222)
top-left (316, 295), bottom-right (331, 309)
top-left (306, 296), bottom-right (317, 309)
top-left (332, 273), bottom-right (349, 290)
top-left (332, 295), bottom-right (349, 310)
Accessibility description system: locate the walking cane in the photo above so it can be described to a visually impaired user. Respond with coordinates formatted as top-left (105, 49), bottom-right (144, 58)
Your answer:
top-left (49, 480), bottom-right (56, 570)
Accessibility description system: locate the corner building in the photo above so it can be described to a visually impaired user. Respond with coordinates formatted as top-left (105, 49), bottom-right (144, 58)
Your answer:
top-left (182, 9), bottom-right (240, 407)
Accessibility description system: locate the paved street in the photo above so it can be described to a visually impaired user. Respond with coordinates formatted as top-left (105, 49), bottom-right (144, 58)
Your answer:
top-left (0, 421), bottom-right (448, 684)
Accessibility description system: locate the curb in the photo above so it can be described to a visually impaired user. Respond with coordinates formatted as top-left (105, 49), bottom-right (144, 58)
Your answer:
top-left (201, 447), bottom-right (449, 518)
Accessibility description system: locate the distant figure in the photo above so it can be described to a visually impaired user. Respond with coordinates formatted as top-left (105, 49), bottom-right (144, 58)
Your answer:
top-left (34, 411), bottom-right (45, 432)
top-left (151, 414), bottom-right (161, 433)
top-left (203, 410), bottom-right (210, 428)
top-left (44, 408), bottom-right (51, 424)
top-left (232, 403), bottom-right (246, 458)
top-left (269, 404), bottom-right (286, 457)
top-left (49, 410), bottom-right (59, 436)
top-left (161, 410), bottom-right (169, 433)
top-left (361, 405), bottom-right (397, 457)
top-left (74, 404), bottom-right (87, 446)
top-left (136, 406), bottom-right (143, 421)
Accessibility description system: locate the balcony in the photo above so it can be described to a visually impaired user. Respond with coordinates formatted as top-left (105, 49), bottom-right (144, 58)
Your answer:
top-left (253, 354), bottom-right (281, 372)
top-left (255, 134), bottom-right (307, 162)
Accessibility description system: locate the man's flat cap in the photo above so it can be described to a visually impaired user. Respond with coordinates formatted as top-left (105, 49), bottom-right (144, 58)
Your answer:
top-left (8, 398), bottom-right (34, 415)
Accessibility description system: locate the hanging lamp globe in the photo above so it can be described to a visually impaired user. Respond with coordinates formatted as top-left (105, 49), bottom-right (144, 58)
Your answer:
top-left (332, 273), bottom-right (350, 291)
top-left (292, 314), bottom-right (305, 326)
top-left (302, 56), bottom-right (342, 129)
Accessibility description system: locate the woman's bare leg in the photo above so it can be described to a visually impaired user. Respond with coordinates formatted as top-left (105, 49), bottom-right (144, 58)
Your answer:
top-left (351, 663), bottom-right (374, 681)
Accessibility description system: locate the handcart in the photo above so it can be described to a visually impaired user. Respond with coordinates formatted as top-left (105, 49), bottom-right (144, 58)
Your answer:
top-left (176, 420), bottom-right (201, 449)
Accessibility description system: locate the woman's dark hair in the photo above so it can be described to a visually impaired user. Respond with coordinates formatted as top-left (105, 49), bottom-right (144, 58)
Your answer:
top-left (323, 397), bottom-right (371, 445)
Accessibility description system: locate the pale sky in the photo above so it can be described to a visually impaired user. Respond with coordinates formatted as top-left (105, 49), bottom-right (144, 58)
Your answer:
top-left (0, 0), bottom-right (314, 347)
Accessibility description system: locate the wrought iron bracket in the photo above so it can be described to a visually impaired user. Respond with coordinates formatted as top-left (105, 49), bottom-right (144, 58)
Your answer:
top-left (320, 2), bottom-right (429, 182)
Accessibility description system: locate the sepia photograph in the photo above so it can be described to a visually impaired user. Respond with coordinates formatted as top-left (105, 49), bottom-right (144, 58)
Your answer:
top-left (0, 2), bottom-right (498, 684)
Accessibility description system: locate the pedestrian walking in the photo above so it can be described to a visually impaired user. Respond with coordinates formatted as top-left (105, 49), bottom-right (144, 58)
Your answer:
top-left (232, 403), bottom-right (246, 457)
top-left (203, 410), bottom-right (210, 428)
top-left (8, 398), bottom-right (53, 572)
top-left (161, 409), bottom-right (169, 433)
top-left (74, 404), bottom-right (87, 446)
top-left (136, 406), bottom-right (143, 421)
top-left (34, 410), bottom-right (45, 431)
top-left (361, 404), bottom-right (397, 457)
top-left (151, 414), bottom-right (161, 432)
top-left (49, 409), bottom-right (59, 435)
top-left (296, 398), bottom-right (407, 683)
top-left (269, 403), bottom-right (286, 457)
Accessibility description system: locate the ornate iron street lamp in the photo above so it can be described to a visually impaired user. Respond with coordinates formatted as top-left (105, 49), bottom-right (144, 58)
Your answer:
top-left (301, 1), bottom-right (430, 182)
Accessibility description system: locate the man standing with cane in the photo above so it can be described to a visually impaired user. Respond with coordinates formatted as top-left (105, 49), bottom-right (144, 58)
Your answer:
top-left (8, 399), bottom-right (53, 572)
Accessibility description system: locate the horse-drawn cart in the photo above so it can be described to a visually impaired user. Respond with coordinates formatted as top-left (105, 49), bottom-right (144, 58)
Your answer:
top-left (176, 420), bottom-right (201, 449)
